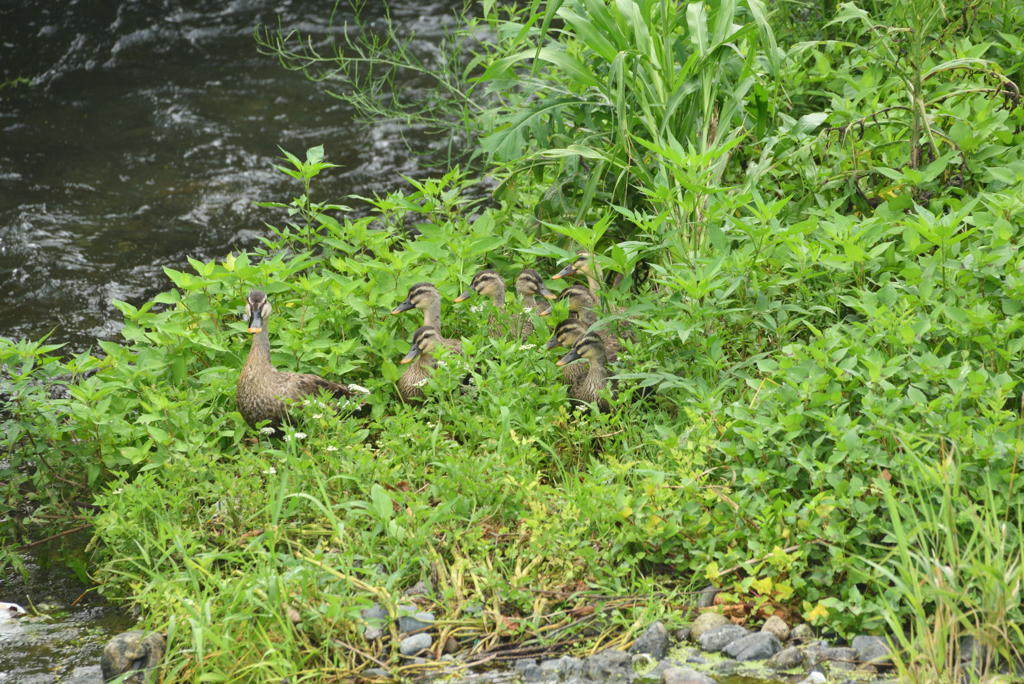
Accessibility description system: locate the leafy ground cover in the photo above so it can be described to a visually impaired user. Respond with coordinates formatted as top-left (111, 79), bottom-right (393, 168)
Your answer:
top-left (3, 0), bottom-right (1024, 681)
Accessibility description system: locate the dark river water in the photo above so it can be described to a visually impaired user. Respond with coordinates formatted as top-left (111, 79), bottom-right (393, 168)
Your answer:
top-left (1, 0), bottom-right (466, 680)
top-left (0, 0), bottom-right (466, 353)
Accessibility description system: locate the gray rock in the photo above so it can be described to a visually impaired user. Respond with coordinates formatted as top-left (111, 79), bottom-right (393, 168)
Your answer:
top-left (689, 613), bottom-right (730, 642)
top-left (767, 645), bottom-right (806, 670)
top-left (722, 632), bottom-right (782, 661)
top-left (790, 624), bottom-right (814, 642)
top-left (713, 661), bottom-right (744, 676)
top-left (403, 579), bottom-right (432, 597)
top-left (761, 615), bottom-right (790, 642)
top-left (515, 659), bottom-right (539, 672)
top-left (676, 628), bottom-right (691, 643)
top-left (521, 663), bottom-right (550, 682)
top-left (361, 603), bottom-right (388, 622)
top-left (798, 673), bottom-right (827, 684)
top-left (362, 667), bottom-right (393, 679)
top-left (852, 635), bottom-right (892, 665)
top-left (686, 656), bottom-right (706, 665)
top-left (398, 633), bottom-right (432, 656)
top-left (100, 631), bottom-right (166, 684)
top-left (648, 659), bottom-right (686, 680)
top-left (698, 624), bottom-right (749, 652)
top-left (364, 626), bottom-right (384, 641)
top-left (584, 649), bottom-right (634, 682)
top-left (821, 646), bottom-right (858, 671)
top-left (661, 667), bottom-right (718, 684)
top-left (697, 585), bottom-right (720, 609)
top-left (397, 608), bottom-right (434, 634)
top-left (630, 621), bottom-right (669, 660)
top-left (541, 656), bottom-right (583, 677)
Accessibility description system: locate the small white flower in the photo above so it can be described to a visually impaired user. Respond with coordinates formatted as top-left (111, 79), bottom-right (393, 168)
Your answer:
top-left (326, 446), bottom-right (338, 452)
top-left (312, 414), bottom-right (323, 419)
top-left (518, 344), bottom-right (536, 350)
top-left (283, 435), bottom-right (291, 442)
top-left (414, 379), bottom-right (429, 387)
top-left (112, 488), bottom-right (123, 495)
top-left (294, 432), bottom-right (306, 440)
top-left (302, 400), bottom-right (311, 406)
top-left (470, 305), bottom-right (483, 313)
top-left (260, 427), bottom-right (275, 435)
top-left (262, 467), bottom-right (277, 475)
top-left (437, 360), bottom-right (447, 367)
top-left (347, 384), bottom-right (370, 395)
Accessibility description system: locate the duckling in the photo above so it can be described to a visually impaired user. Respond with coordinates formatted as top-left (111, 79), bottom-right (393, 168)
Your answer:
top-left (556, 331), bottom-right (617, 413)
top-left (514, 269), bottom-right (557, 339)
top-left (540, 285), bottom-right (622, 360)
top-left (391, 282), bottom-right (462, 354)
top-left (552, 252), bottom-right (602, 296)
top-left (236, 290), bottom-right (367, 432)
top-left (454, 269), bottom-right (506, 337)
top-left (397, 325), bottom-right (441, 404)
top-left (544, 317), bottom-right (591, 387)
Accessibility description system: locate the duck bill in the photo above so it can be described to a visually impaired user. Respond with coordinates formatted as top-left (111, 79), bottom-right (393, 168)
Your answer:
top-left (400, 345), bottom-right (422, 364)
top-left (247, 311), bottom-right (263, 334)
top-left (556, 349), bottom-right (581, 367)
top-left (453, 289), bottom-right (475, 303)
top-left (538, 285), bottom-right (557, 300)
top-left (391, 299), bottom-right (415, 315)
top-left (538, 306), bottom-right (552, 317)
top-left (552, 263), bottom-right (577, 280)
top-left (544, 336), bottom-right (561, 351)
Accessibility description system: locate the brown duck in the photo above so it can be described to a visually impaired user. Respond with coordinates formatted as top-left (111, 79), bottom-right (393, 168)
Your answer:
top-left (556, 331), bottom-right (617, 413)
top-left (236, 290), bottom-right (367, 432)
top-left (391, 282), bottom-right (462, 354)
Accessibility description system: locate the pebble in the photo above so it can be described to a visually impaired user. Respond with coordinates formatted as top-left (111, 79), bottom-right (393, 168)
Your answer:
top-left (675, 628), bottom-right (691, 642)
top-left (583, 649), bottom-right (633, 681)
top-left (767, 645), bottom-right (806, 670)
top-left (403, 579), bottom-right (432, 597)
top-left (662, 667), bottom-right (718, 684)
top-left (362, 667), bottom-right (392, 679)
top-left (689, 613), bottom-right (730, 642)
top-left (697, 585), bottom-right (720, 608)
top-left (398, 633), bottom-right (432, 656)
top-left (698, 624), bottom-right (749, 652)
top-left (821, 646), bottom-right (858, 671)
top-left (364, 627), bottom-right (384, 641)
top-left (397, 607), bottom-right (434, 634)
top-left (630, 621), bottom-right (669, 660)
top-left (761, 615), bottom-right (790, 642)
top-left (722, 632), bottom-right (782, 661)
top-left (791, 623), bottom-right (814, 642)
top-left (852, 635), bottom-right (892, 665)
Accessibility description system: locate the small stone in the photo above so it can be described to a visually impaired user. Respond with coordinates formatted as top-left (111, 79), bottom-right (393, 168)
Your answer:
top-left (791, 624), bottom-right (814, 642)
top-left (584, 649), bottom-right (633, 681)
top-left (362, 603), bottom-right (388, 622)
top-left (397, 608), bottom-right (434, 634)
top-left (404, 579), bottom-right (432, 597)
top-left (821, 647), bottom-right (858, 671)
top-left (630, 621), bottom-right (670, 660)
top-left (520, 663), bottom-right (548, 682)
top-left (852, 635), bottom-right (892, 665)
top-left (362, 667), bottom-right (393, 679)
top-left (767, 646), bottom-right (806, 670)
top-left (398, 633), bottom-right (432, 656)
top-left (676, 628), bottom-right (691, 643)
top-left (444, 636), bottom-right (459, 654)
top-left (698, 624), bottom-right (749, 652)
top-left (689, 613), bottom-right (731, 643)
top-left (697, 585), bottom-right (720, 609)
top-left (515, 658), bottom-right (539, 672)
top-left (686, 656), bottom-right (706, 665)
top-left (714, 661), bottom-right (743, 676)
top-left (798, 672), bottom-right (827, 684)
top-left (761, 616), bottom-right (790, 642)
top-left (856, 663), bottom-right (877, 673)
top-left (364, 627), bottom-right (384, 641)
top-left (287, 605), bottom-right (301, 624)
top-left (661, 667), bottom-right (718, 684)
top-left (722, 632), bottom-right (782, 661)
top-left (100, 631), bottom-right (166, 684)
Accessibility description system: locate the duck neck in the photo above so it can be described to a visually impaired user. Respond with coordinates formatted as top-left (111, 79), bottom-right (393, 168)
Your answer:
top-left (422, 297), bottom-right (443, 329)
top-left (520, 292), bottom-right (537, 311)
top-left (491, 287), bottom-right (506, 311)
top-left (585, 352), bottom-right (608, 384)
top-left (245, 327), bottom-right (274, 373)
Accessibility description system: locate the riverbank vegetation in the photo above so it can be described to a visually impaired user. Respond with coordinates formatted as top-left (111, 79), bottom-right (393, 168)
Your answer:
top-left (3, 0), bottom-right (1024, 681)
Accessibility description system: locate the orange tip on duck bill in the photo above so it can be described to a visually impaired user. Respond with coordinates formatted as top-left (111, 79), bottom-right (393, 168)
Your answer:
top-left (453, 290), bottom-right (474, 302)
top-left (247, 327), bottom-right (262, 333)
